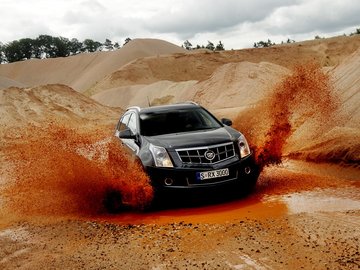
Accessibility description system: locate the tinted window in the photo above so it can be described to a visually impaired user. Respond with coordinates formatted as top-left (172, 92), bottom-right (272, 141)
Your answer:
top-left (139, 108), bottom-right (222, 136)
top-left (117, 113), bottom-right (131, 132)
top-left (128, 113), bottom-right (137, 134)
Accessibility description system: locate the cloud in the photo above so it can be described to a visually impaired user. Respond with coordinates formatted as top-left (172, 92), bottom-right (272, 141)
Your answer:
top-left (261, 0), bottom-right (360, 35)
top-left (63, 0), bottom-right (107, 24)
top-left (145, 0), bottom-right (298, 38)
top-left (0, 0), bottom-right (359, 49)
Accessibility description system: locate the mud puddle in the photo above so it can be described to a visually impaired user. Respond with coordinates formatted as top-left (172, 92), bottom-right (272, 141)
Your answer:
top-left (99, 161), bottom-right (360, 225)
top-left (281, 187), bottom-right (360, 214)
top-left (100, 194), bottom-right (286, 225)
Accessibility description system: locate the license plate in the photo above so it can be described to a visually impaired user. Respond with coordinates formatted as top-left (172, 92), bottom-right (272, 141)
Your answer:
top-left (197, 168), bottom-right (229, 180)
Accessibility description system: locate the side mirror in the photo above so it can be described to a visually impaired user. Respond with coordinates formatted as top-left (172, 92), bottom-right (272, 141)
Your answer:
top-left (118, 128), bottom-right (136, 139)
top-left (221, 118), bottom-right (233, 126)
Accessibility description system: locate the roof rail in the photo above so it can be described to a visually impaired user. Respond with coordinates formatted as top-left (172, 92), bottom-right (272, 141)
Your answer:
top-left (126, 106), bottom-right (141, 111)
top-left (183, 101), bottom-right (199, 106)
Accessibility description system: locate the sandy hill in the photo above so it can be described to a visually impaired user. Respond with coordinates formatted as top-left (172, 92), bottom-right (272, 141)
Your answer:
top-left (91, 61), bottom-right (288, 114)
top-left (87, 35), bottom-right (360, 97)
top-left (0, 39), bottom-right (186, 93)
top-left (0, 84), bottom-right (119, 130)
top-left (91, 80), bottom-right (200, 109)
top-left (332, 48), bottom-right (360, 128)
top-left (289, 48), bottom-right (360, 163)
top-left (0, 75), bottom-right (26, 89)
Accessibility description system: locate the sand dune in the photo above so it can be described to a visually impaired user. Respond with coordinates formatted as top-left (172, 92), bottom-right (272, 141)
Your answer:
top-left (0, 75), bottom-right (25, 89)
top-left (332, 48), bottom-right (360, 127)
top-left (286, 48), bottom-right (360, 163)
top-left (87, 35), bottom-right (360, 97)
top-left (0, 39), bottom-right (186, 92)
top-left (92, 80), bottom-right (198, 108)
top-left (91, 61), bottom-right (289, 114)
top-left (189, 61), bottom-right (290, 111)
top-left (0, 35), bottom-right (359, 165)
top-left (0, 84), bottom-right (119, 129)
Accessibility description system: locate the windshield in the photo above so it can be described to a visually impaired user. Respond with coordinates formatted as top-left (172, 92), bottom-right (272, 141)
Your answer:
top-left (139, 108), bottom-right (222, 136)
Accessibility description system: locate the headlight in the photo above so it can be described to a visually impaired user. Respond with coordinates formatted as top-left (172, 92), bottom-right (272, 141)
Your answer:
top-left (149, 144), bottom-right (174, 167)
top-left (237, 135), bottom-right (251, 158)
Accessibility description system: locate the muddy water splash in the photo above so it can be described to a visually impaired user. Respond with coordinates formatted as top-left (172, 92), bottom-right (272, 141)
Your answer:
top-left (234, 62), bottom-right (338, 169)
top-left (2, 122), bottom-right (153, 218)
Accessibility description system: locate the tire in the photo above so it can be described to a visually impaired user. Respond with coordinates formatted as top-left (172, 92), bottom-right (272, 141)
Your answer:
top-left (103, 190), bottom-right (124, 213)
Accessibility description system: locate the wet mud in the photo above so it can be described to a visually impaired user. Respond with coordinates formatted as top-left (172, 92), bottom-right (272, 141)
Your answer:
top-left (234, 62), bottom-right (339, 168)
top-left (1, 160), bottom-right (359, 270)
top-left (1, 122), bottom-right (153, 220)
top-left (97, 160), bottom-right (360, 225)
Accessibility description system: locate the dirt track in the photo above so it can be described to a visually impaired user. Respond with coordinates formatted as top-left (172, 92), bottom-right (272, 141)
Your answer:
top-left (1, 160), bottom-right (359, 269)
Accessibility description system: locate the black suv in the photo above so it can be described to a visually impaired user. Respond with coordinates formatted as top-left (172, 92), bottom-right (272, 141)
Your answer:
top-left (115, 102), bottom-right (259, 197)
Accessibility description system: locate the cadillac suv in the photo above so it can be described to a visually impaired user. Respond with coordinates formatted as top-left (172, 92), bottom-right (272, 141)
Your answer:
top-left (114, 102), bottom-right (260, 200)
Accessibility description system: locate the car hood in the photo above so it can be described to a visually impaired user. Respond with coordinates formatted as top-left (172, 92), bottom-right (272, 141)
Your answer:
top-left (144, 127), bottom-right (240, 149)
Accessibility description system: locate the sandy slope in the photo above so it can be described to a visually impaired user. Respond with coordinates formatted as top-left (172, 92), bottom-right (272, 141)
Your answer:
top-left (0, 84), bottom-right (119, 127)
top-left (188, 61), bottom-right (290, 111)
top-left (0, 39), bottom-right (186, 92)
top-left (90, 61), bottom-right (290, 118)
top-left (332, 49), bottom-right (360, 128)
top-left (0, 76), bottom-right (25, 89)
top-left (282, 49), bottom-right (360, 164)
top-left (87, 35), bottom-right (360, 96)
top-left (91, 80), bottom-right (198, 108)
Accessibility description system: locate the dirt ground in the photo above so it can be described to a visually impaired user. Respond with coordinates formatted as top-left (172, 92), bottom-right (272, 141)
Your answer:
top-left (1, 160), bottom-right (359, 270)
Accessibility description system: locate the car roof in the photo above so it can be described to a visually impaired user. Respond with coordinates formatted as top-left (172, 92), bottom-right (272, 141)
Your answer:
top-left (127, 102), bottom-right (200, 114)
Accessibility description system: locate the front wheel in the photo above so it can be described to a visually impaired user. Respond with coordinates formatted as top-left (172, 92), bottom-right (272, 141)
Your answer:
top-left (239, 165), bottom-right (260, 195)
top-left (103, 189), bottom-right (124, 213)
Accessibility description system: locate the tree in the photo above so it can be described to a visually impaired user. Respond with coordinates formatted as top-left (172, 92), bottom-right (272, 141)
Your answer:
top-left (123, 37), bottom-right (132, 46)
top-left (350, 28), bottom-right (360, 36)
top-left (3, 40), bottom-right (23, 62)
top-left (253, 39), bottom-right (275, 48)
top-left (69, 38), bottom-right (82, 55)
top-left (206, 41), bottom-right (215, 51)
top-left (3, 38), bottom-right (37, 62)
top-left (103, 39), bottom-right (113, 51)
top-left (82, 39), bottom-right (101, 52)
top-left (51, 36), bottom-right (71, 57)
top-left (215, 41), bottom-right (225, 51)
top-left (18, 38), bottom-right (35, 59)
top-left (183, 40), bottom-right (192, 50)
top-left (0, 42), bottom-right (6, 63)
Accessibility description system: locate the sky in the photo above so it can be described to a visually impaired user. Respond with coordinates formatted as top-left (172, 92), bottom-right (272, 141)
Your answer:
top-left (1, 0), bottom-right (360, 49)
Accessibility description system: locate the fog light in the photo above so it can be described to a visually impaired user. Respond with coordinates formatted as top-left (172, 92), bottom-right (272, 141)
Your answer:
top-left (164, 178), bottom-right (174, 186)
top-left (244, 166), bottom-right (251, 175)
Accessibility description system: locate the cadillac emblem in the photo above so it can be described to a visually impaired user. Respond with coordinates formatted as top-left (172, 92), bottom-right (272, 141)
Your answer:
top-left (204, 150), bottom-right (216, 161)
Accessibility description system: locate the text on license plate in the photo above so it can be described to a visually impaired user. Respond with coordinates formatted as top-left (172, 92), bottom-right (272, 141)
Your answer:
top-left (197, 168), bottom-right (229, 180)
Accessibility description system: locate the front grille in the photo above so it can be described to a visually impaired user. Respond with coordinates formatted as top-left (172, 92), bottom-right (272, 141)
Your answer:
top-left (176, 142), bottom-right (235, 164)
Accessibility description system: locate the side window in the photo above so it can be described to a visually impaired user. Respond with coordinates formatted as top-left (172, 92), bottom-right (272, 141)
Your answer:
top-left (117, 113), bottom-right (131, 132)
top-left (128, 113), bottom-right (138, 134)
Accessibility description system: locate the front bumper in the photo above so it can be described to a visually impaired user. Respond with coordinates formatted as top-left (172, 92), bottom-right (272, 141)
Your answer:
top-left (146, 153), bottom-right (260, 193)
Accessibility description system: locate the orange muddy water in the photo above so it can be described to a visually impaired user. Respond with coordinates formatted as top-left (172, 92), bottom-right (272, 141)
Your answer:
top-left (98, 160), bottom-right (360, 225)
